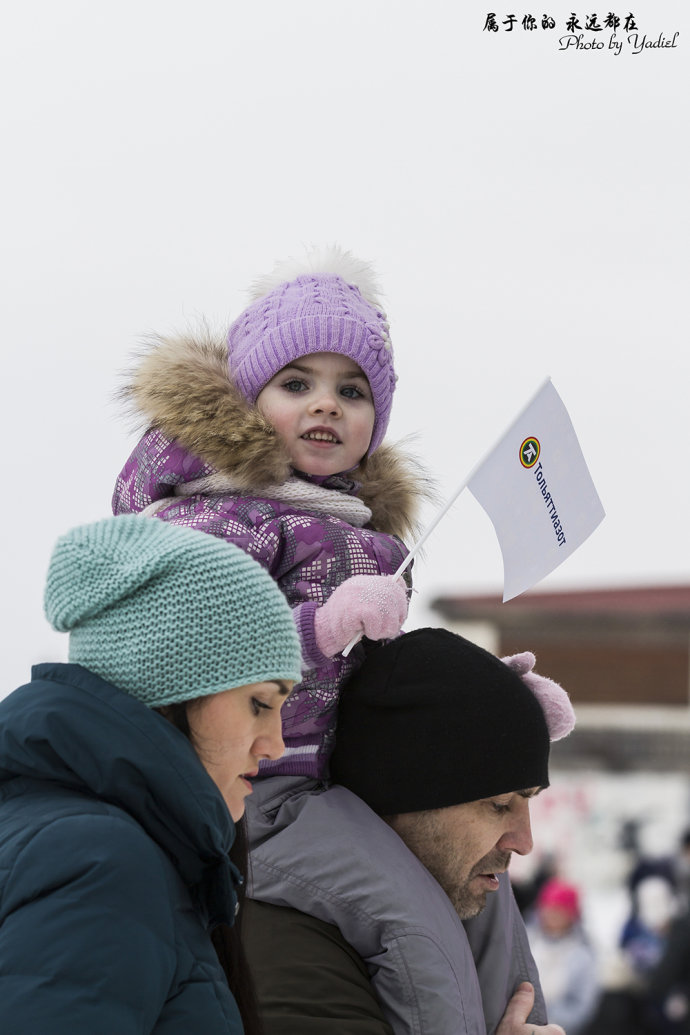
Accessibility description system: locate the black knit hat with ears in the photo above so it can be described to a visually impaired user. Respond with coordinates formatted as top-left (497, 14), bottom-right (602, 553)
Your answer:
top-left (330, 627), bottom-right (550, 816)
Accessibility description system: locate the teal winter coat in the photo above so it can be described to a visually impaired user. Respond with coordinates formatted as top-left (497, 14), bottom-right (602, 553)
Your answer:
top-left (0, 663), bottom-right (244, 1034)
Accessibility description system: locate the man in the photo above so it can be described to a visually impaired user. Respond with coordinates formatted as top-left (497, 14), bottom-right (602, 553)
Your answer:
top-left (243, 628), bottom-right (573, 1034)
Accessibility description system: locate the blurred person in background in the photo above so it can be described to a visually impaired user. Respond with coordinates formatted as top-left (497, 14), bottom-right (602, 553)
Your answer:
top-left (591, 860), bottom-right (683, 1035)
top-left (511, 852), bottom-right (558, 917)
top-left (587, 853), bottom-right (686, 1035)
top-left (673, 830), bottom-right (690, 910)
top-left (527, 878), bottom-right (600, 1035)
top-left (645, 838), bottom-right (690, 1034)
top-left (621, 864), bottom-right (679, 979)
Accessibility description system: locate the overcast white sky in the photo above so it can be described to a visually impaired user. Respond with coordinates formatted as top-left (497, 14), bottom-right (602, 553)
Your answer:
top-left (3, 1), bottom-right (688, 694)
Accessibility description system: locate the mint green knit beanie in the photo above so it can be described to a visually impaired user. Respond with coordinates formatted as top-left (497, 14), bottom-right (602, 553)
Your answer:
top-left (44, 515), bottom-right (302, 707)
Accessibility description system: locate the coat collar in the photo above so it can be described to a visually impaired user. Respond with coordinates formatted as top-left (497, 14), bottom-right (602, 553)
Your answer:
top-left (121, 328), bottom-right (433, 541)
top-left (0, 664), bottom-right (241, 925)
top-left (143, 471), bottom-right (374, 528)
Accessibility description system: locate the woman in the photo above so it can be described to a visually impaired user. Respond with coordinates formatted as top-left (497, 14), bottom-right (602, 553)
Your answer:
top-left (0, 514), bottom-right (302, 1034)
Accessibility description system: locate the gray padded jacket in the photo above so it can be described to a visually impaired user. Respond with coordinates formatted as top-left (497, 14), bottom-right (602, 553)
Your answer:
top-left (246, 776), bottom-right (546, 1034)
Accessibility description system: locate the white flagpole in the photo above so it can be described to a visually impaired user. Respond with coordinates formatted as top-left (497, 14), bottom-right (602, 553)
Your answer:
top-left (341, 377), bottom-right (552, 656)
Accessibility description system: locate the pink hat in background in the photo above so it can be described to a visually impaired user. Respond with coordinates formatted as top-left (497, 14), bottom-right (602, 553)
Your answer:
top-left (537, 878), bottom-right (581, 920)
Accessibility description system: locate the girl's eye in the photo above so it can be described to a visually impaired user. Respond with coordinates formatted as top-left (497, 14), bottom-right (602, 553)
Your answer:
top-left (251, 698), bottom-right (272, 716)
top-left (340, 385), bottom-right (365, 399)
top-left (282, 379), bottom-right (307, 393)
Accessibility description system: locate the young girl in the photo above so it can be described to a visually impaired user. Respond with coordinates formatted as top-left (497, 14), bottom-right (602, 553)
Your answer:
top-left (112, 248), bottom-right (571, 1034)
top-left (113, 246), bottom-right (426, 777)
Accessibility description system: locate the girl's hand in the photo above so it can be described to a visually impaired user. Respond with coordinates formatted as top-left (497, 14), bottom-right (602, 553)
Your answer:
top-left (314, 575), bottom-right (408, 659)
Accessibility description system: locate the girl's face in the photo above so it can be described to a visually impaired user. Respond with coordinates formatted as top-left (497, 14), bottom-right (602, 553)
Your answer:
top-left (187, 680), bottom-right (293, 821)
top-left (256, 352), bottom-right (376, 477)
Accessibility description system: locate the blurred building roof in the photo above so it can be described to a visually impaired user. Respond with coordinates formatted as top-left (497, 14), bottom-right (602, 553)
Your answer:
top-left (430, 585), bottom-right (690, 734)
top-left (431, 585), bottom-right (690, 639)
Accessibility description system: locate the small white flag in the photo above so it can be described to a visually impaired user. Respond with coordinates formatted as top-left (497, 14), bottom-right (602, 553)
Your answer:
top-left (467, 379), bottom-right (605, 601)
top-left (341, 378), bottom-right (605, 655)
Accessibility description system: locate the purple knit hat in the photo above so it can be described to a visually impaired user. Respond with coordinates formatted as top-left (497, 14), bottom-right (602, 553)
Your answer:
top-left (227, 247), bottom-right (396, 455)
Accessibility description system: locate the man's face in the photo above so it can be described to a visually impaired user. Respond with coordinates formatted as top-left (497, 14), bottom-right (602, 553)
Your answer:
top-left (388, 789), bottom-right (540, 920)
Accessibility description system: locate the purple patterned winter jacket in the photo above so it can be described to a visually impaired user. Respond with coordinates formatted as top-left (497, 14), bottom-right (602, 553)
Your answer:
top-left (113, 429), bottom-right (410, 779)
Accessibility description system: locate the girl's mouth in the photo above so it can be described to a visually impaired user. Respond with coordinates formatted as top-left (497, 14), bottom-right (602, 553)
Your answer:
top-left (301, 430), bottom-right (340, 444)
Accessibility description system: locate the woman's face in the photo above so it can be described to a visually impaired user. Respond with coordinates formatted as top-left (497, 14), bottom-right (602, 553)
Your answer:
top-left (187, 680), bottom-right (293, 820)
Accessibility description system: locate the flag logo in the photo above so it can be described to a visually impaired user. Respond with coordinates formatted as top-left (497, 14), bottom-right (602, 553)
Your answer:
top-left (520, 437), bottom-right (540, 468)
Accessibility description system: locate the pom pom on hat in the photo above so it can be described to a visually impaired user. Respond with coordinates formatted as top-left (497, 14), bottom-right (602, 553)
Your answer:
top-left (45, 515), bottom-right (302, 708)
top-left (248, 245), bottom-right (384, 309)
top-left (500, 652), bottom-right (576, 742)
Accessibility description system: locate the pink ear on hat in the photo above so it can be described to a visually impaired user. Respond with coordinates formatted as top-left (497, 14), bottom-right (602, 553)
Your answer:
top-left (500, 651), bottom-right (576, 742)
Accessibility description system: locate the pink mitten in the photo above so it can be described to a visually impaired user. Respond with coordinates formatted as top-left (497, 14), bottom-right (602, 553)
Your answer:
top-left (501, 651), bottom-right (576, 742)
top-left (314, 575), bottom-right (409, 659)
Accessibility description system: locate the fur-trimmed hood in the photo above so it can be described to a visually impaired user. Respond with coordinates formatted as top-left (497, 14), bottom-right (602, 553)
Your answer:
top-left (121, 329), bottom-right (432, 541)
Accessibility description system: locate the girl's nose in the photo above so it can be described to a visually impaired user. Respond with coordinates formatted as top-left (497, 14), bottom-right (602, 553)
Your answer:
top-left (308, 388), bottom-right (341, 417)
